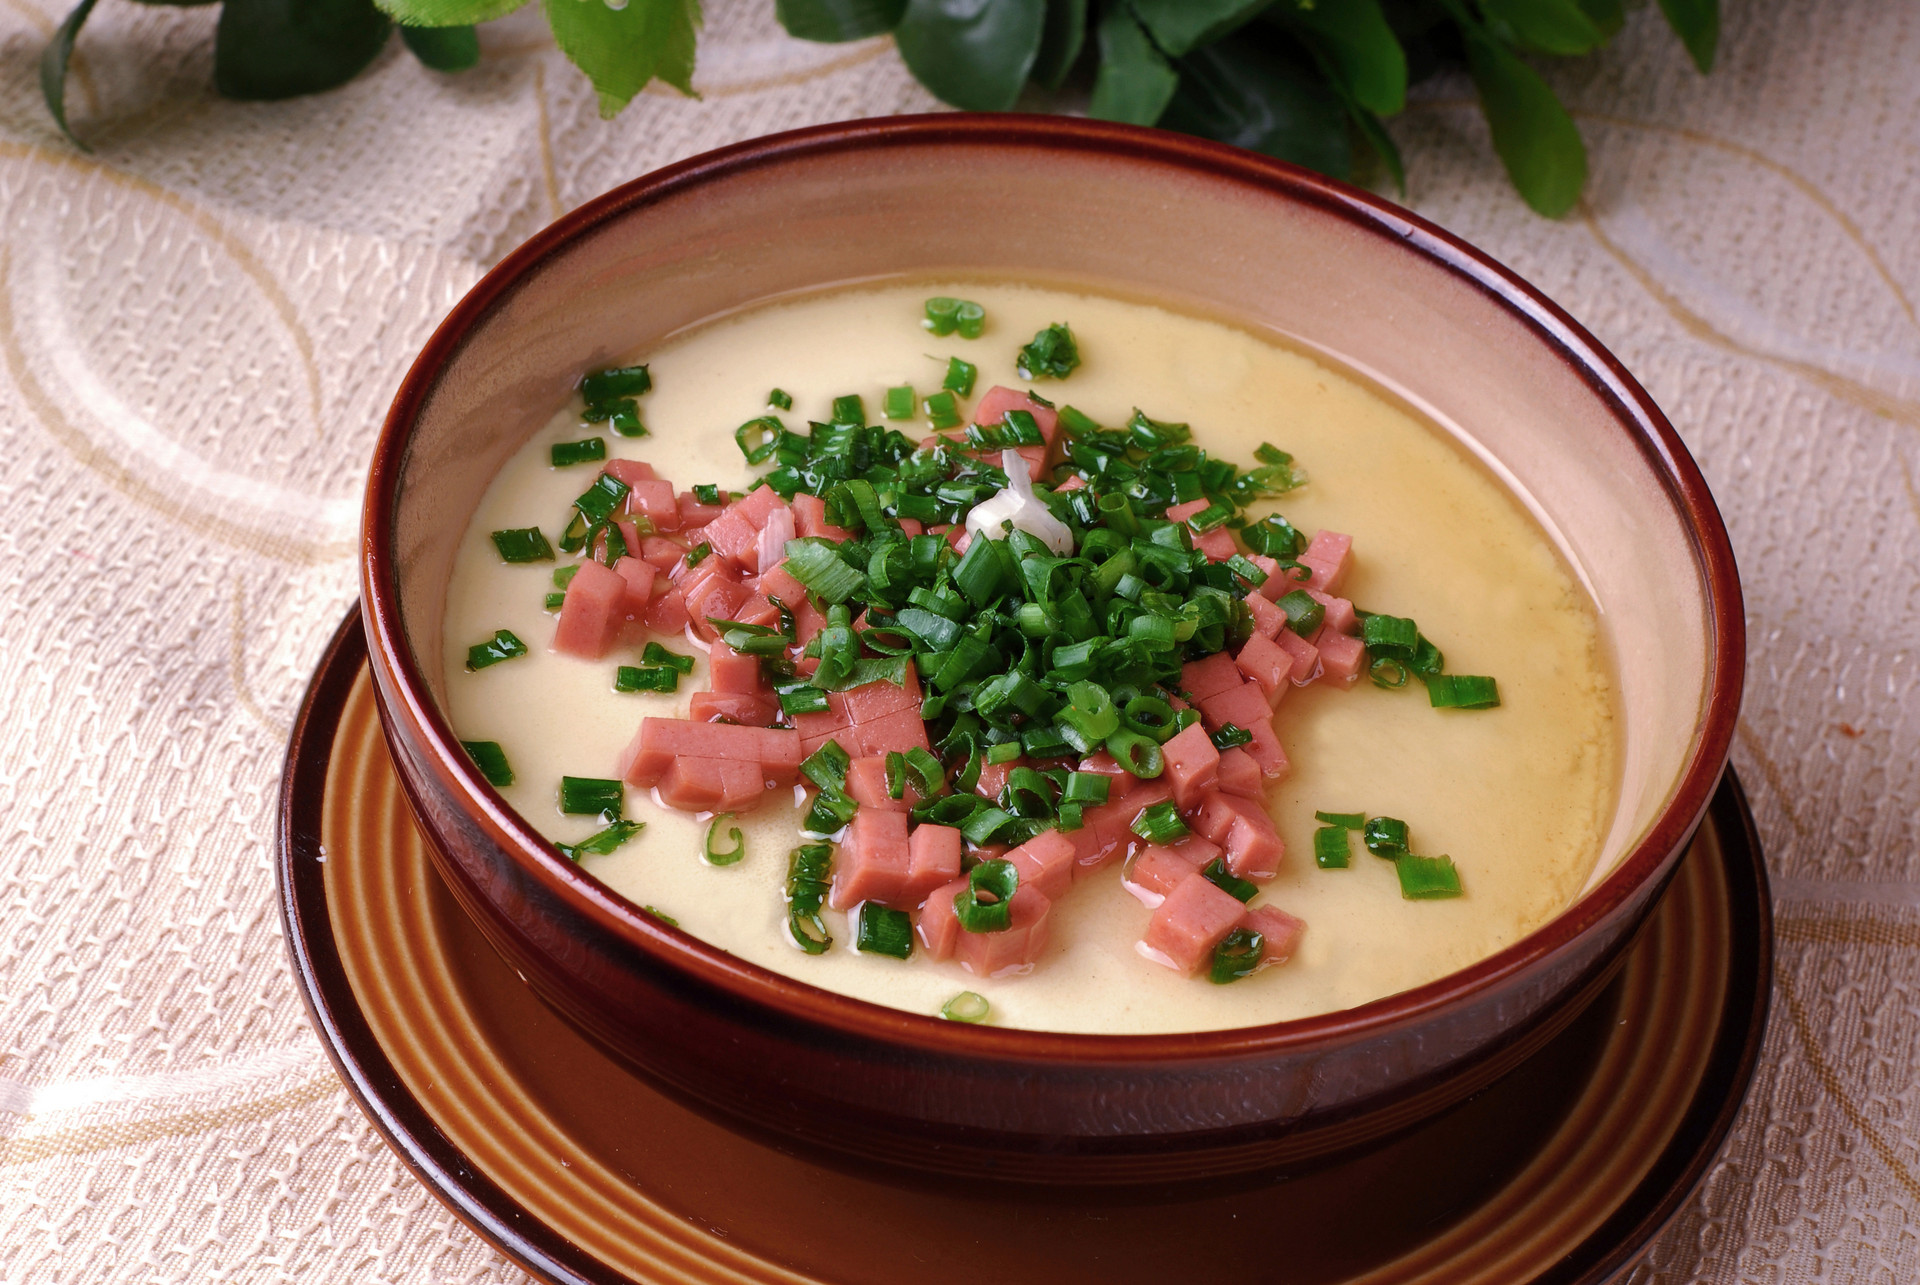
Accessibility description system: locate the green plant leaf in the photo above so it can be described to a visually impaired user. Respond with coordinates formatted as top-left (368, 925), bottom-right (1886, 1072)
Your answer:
top-left (1089, 2), bottom-right (1176, 124)
top-left (1269, 0), bottom-right (1405, 115)
top-left (1159, 27), bottom-right (1350, 179)
top-left (1128, 0), bottom-right (1270, 58)
top-left (894, 0), bottom-right (1046, 111)
top-left (775, 0), bottom-right (904, 41)
top-left (1349, 99), bottom-right (1404, 192)
top-left (128, 0), bottom-right (220, 7)
top-left (376, 0), bottom-right (522, 21)
top-left (39, 0), bottom-right (100, 147)
top-left (1656, 0), bottom-right (1716, 72)
top-left (1480, 0), bottom-right (1604, 56)
top-left (1031, 0), bottom-right (1086, 89)
top-left (545, 0), bottom-right (702, 117)
top-left (1458, 21), bottom-right (1585, 215)
top-left (1575, 0), bottom-right (1624, 38)
top-left (215, 0), bottom-right (393, 99)
top-left (402, 22), bottom-right (480, 68)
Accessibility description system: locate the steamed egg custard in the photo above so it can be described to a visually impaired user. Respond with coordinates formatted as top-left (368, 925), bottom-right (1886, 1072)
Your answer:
top-left (440, 282), bottom-right (1618, 1035)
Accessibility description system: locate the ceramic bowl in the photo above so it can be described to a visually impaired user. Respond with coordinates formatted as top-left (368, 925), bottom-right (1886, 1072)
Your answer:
top-left (360, 115), bottom-right (1743, 1186)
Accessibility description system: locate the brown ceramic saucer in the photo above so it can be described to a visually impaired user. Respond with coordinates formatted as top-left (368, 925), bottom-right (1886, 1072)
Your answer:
top-left (279, 614), bottom-right (1772, 1285)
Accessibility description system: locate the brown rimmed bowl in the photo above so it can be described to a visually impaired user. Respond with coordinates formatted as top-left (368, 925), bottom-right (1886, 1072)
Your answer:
top-left (360, 114), bottom-right (1744, 1186)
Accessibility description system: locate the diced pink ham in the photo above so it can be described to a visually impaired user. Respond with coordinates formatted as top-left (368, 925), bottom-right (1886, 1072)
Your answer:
top-left (1234, 633), bottom-right (1292, 701)
top-left (1223, 813), bottom-right (1283, 881)
top-left (640, 536), bottom-right (687, 571)
top-left (602, 459), bottom-right (657, 487)
top-left (733, 484), bottom-right (786, 531)
top-left (1299, 530), bottom-right (1351, 594)
top-left (829, 810), bottom-right (912, 910)
top-left (973, 757), bottom-right (1026, 801)
top-left (754, 562), bottom-right (809, 608)
top-left (1004, 829), bottom-right (1077, 900)
top-left (1122, 843), bottom-right (1206, 907)
top-left (916, 878), bottom-right (966, 961)
top-left (791, 492), bottom-right (853, 542)
top-left (845, 756), bottom-right (923, 811)
top-left (1247, 555), bottom-right (1288, 602)
top-left (904, 824), bottom-right (963, 904)
top-left (1243, 718), bottom-right (1289, 779)
top-left (553, 559), bottom-right (626, 659)
top-left (1306, 589), bottom-right (1357, 637)
top-left (1242, 905), bottom-right (1306, 966)
top-left (1057, 475), bottom-right (1087, 493)
top-left (851, 709), bottom-right (934, 757)
top-left (957, 885), bottom-right (1052, 977)
top-left (1166, 499), bottom-right (1211, 524)
top-left (700, 507), bottom-right (760, 572)
top-left (678, 491), bottom-right (726, 527)
top-left (707, 642), bottom-right (764, 695)
top-left (973, 386), bottom-right (1060, 443)
top-left (1193, 528), bottom-right (1236, 563)
top-left (1316, 631), bottom-right (1367, 687)
top-left (1215, 747), bottom-right (1262, 799)
top-left (682, 574), bottom-right (750, 641)
top-left (1198, 679), bottom-right (1274, 731)
top-left (1075, 751), bottom-right (1132, 788)
top-left (625, 478), bottom-right (683, 532)
top-left (1190, 790), bottom-right (1269, 845)
top-left (642, 585), bottom-right (690, 635)
top-left (1180, 651), bottom-right (1243, 703)
top-left (1140, 874), bottom-right (1247, 974)
top-left (1245, 591), bottom-right (1285, 640)
top-left (1160, 721), bottom-right (1220, 811)
top-left (1275, 628), bottom-right (1320, 684)
top-left (687, 691), bottom-right (778, 726)
top-left (619, 718), bottom-right (802, 788)
top-left (656, 756), bottom-right (771, 813)
top-left (612, 555), bottom-right (657, 613)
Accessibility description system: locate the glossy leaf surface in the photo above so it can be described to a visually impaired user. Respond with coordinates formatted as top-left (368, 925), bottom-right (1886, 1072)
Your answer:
top-left (894, 0), bottom-right (1046, 111)
top-left (1160, 28), bottom-right (1350, 179)
top-left (1031, 0), bottom-right (1086, 89)
top-left (546, 0), bottom-right (701, 117)
top-left (401, 22), bottom-right (480, 69)
top-left (1089, 3), bottom-right (1177, 126)
top-left (215, 0), bottom-right (393, 100)
top-left (1480, 0), bottom-right (1605, 56)
top-left (775, 0), bottom-right (905, 41)
top-left (1657, 0), bottom-right (1717, 71)
top-left (1129, 0), bottom-right (1270, 58)
top-left (1272, 0), bottom-right (1405, 115)
top-left (1460, 20), bottom-right (1586, 216)
top-left (39, 0), bottom-right (100, 146)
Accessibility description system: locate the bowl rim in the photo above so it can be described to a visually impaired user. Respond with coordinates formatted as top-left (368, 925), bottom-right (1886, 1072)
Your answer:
top-left (362, 112), bottom-right (1744, 1063)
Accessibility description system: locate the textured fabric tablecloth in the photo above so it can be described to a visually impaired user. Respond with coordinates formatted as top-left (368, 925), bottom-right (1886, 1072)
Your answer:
top-left (1, 0), bottom-right (1914, 1279)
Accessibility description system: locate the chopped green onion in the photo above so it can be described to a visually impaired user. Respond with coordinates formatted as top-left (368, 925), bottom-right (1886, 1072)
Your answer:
top-left (830, 394), bottom-right (866, 426)
top-left (704, 813), bottom-right (745, 866)
top-left (1396, 854), bottom-right (1464, 899)
top-left (692, 483), bottom-right (725, 506)
top-left (1278, 589), bottom-right (1325, 638)
top-left (465, 629), bottom-right (528, 671)
top-left (884, 751), bottom-right (908, 800)
top-left (686, 542), bottom-right (712, 568)
top-left (607, 402), bottom-right (647, 437)
top-left (1061, 771), bottom-right (1110, 806)
top-left (556, 819), bottom-right (643, 861)
top-left (804, 786), bottom-right (858, 836)
top-left (1121, 695), bottom-right (1176, 742)
top-left (1242, 514), bottom-right (1304, 558)
top-left (461, 740), bottom-right (514, 788)
top-left (767, 388), bottom-right (793, 410)
top-left (1312, 826), bottom-right (1351, 869)
top-left (854, 903), bottom-right (915, 958)
top-left (784, 843), bottom-right (834, 954)
top-left (736, 416), bottom-right (784, 465)
top-left (954, 859), bottom-right (1018, 933)
top-left (1362, 613), bottom-right (1420, 654)
top-left (490, 527), bottom-right (554, 563)
top-left (544, 592), bottom-right (566, 610)
top-left (943, 356), bottom-right (977, 396)
top-left (551, 438), bottom-right (606, 467)
top-left (1426, 675), bottom-right (1501, 709)
top-left (777, 682), bottom-right (831, 716)
top-left (642, 641), bottom-right (695, 674)
top-left (923, 296), bottom-right (985, 338)
top-left (922, 390), bottom-right (963, 429)
top-left (1363, 816), bottom-right (1410, 859)
top-left (1131, 800), bottom-right (1190, 845)
top-left (1253, 442), bottom-right (1291, 467)
top-left (785, 537), bottom-right (867, 603)
top-left (1016, 322), bottom-right (1080, 380)
top-left (1105, 730), bottom-right (1163, 778)
top-left (1201, 858), bottom-right (1257, 903)
top-left (801, 739), bottom-right (851, 793)
top-left (985, 741), bottom-right (1021, 766)
top-left (884, 385), bottom-right (915, 420)
top-left (940, 991), bottom-right (990, 1023)
top-left (641, 904), bottom-right (678, 927)
top-left (559, 776), bottom-right (622, 820)
top-left (581, 364), bottom-right (651, 403)
top-left (552, 564), bottom-right (579, 589)
top-left (1210, 723), bottom-right (1254, 750)
top-left (1369, 657), bottom-right (1410, 689)
top-left (1315, 811), bottom-right (1365, 829)
top-left (959, 805), bottom-right (1018, 846)
top-left (614, 665), bottom-right (679, 693)
top-left (1210, 927), bottom-right (1265, 984)
top-left (573, 473), bottom-right (630, 523)
top-left (903, 748), bottom-right (947, 798)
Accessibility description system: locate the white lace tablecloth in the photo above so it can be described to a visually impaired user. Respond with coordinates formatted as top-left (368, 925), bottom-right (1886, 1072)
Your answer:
top-left (1, 0), bottom-right (1914, 1278)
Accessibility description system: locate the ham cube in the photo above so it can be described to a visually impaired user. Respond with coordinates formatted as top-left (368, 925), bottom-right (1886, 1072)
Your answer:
top-left (905, 823), bottom-right (963, 904)
top-left (973, 386), bottom-right (1060, 442)
top-left (755, 507), bottom-right (796, 576)
top-left (701, 507), bottom-right (760, 571)
top-left (1299, 530), bottom-right (1351, 594)
top-left (1317, 631), bottom-right (1367, 687)
top-left (708, 642), bottom-right (765, 695)
top-left (1190, 790), bottom-right (1271, 845)
top-left (642, 585), bottom-right (690, 635)
top-left (640, 536), bottom-right (687, 571)
top-left (1165, 499), bottom-right (1211, 524)
top-left (973, 757), bottom-right (1026, 801)
top-left (1243, 718), bottom-right (1290, 780)
top-left (1224, 813), bottom-right (1284, 881)
top-left (1193, 528), bottom-right (1237, 563)
top-left (916, 878), bottom-right (967, 961)
top-left (625, 478), bottom-right (683, 531)
top-left (1245, 591), bottom-right (1286, 640)
top-left (1140, 874), bottom-right (1247, 974)
top-left (1234, 633), bottom-right (1292, 702)
top-left (850, 709), bottom-right (933, 757)
top-left (1275, 628), bottom-right (1319, 684)
top-left (829, 810), bottom-right (912, 910)
top-left (755, 562), bottom-right (810, 609)
top-left (602, 458), bottom-right (657, 487)
top-left (1242, 905), bottom-right (1306, 966)
top-left (687, 692), bottom-right (778, 726)
top-left (1306, 590), bottom-right (1357, 637)
top-left (1160, 721), bottom-right (1220, 811)
top-left (792, 709), bottom-right (850, 758)
top-left (791, 492), bottom-right (853, 542)
top-left (1122, 842), bottom-right (1206, 907)
top-left (657, 757), bottom-right (771, 813)
top-left (612, 556), bottom-right (657, 612)
top-left (846, 756), bottom-right (923, 811)
top-left (957, 885), bottom-right (1052, 978)
top-left (1215, 747), bottom-right (1263, 798)
top-left (619, 718), bottom-right (802, 788)
top-left (682, 573), bottom-right (750, 641)
top-left (1248, 555), bottom-right (1288, 602)
top-left (1004, 829), bottom-right (1077, 900)
top-left (553, 559), bottom-right (626, 659)
top-left (1181, 651), bottom-right (1243, 703)
top-left (1198, 679), bottom-right (1274, 731)
top-left (678, 491), bottom-right (726, 527)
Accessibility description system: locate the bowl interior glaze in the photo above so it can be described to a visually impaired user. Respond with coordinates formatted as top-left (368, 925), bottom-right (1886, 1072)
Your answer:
top-left (373, 116), bottom-right (1739, 1053)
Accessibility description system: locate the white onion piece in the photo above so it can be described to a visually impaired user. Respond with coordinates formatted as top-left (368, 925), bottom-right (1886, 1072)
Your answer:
top-left (963, 449), bottom-right (1074, 554)
top-left (756, 506), bottom-right (796, 573)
